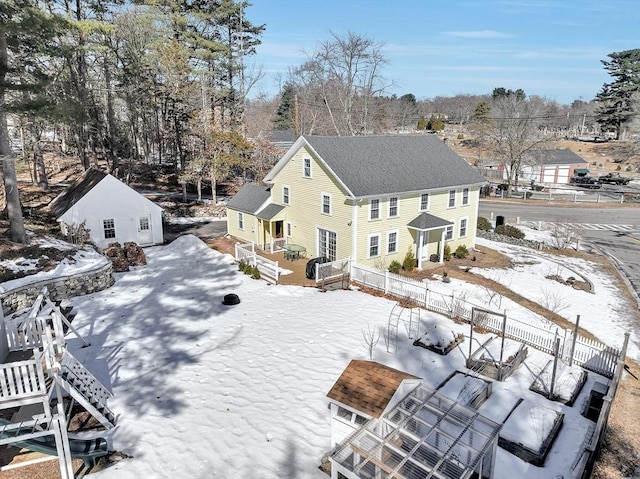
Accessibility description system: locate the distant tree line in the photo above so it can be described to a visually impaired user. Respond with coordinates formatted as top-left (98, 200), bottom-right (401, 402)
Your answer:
top-left (0, 0), bottom-right (638, 243)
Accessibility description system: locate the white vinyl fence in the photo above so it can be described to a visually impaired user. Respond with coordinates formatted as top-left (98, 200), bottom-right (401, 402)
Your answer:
top-left (349, 262), bottom-right (621, 378)
top-left (234, 243), bottom-right (280, 284)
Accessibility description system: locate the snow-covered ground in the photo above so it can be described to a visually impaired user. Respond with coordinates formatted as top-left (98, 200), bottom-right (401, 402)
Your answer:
top-left (2, 227), bottom-right (636, 478)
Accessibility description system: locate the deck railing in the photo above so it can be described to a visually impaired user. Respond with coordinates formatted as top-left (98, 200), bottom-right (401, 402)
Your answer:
top-left (0, 356), bottom-right (47, 405)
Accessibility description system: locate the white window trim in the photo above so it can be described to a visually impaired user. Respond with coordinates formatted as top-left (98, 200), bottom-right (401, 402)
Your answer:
top-left (286, 221), bottom-right (292, 238)
top-left (369, 198), bottom-right (381, 221)
top-left (321, 192), bottom-right (332, 216)
top-left (368, 233), bottom-right (381, 258)
top-left (462, 187), bottom-right (470, 206)
top-left (388, 196), bottom-right (399, 218)
top-left (445, 220), bottom-right (454, 241)
top-left (103, 218), bottom-right (116, 239)
top-left (459, 216), bottom-right (469, 238)
top-left (448, 189), bottom-right (457, 208)
top-left (238, 212), bottom-right (244, 231)
top-left (282, 185), bottom-right (290, 205)
top-left (419, 192), bottom-right (429, 212)
top-left (387, 229), bottom-right (399, 254)
top-left (303, 158), bottom-right (312, 178)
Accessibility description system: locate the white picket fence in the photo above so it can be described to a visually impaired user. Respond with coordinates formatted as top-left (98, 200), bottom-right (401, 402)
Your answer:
top-left (349, 262), bottom-right (621, 378)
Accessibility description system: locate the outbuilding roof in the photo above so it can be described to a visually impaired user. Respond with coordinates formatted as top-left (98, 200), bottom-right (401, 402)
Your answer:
top-left (533, 149), bottom-right (588, 166)
top-left (49, 168), bottom-right (107, 218)
top-left (326, 360), bottom-right (420, 419)
top-left (267, 135), bottom-right (485, 197)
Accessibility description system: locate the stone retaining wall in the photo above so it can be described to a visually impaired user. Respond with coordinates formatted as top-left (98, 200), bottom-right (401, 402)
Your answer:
top-left (1, 262), bottom-right (114, 315)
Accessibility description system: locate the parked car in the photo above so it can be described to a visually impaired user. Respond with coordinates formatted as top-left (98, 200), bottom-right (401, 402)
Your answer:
top-left (569, 176), bottom-right (602, 189)
top-left (597, 172), bottom-right (631, 185)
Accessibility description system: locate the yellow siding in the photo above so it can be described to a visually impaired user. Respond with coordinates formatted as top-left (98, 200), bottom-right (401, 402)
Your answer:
top-left (269, 146), bottom-right (353, 259)
top-left (226, 208), bottom-right (259, 244)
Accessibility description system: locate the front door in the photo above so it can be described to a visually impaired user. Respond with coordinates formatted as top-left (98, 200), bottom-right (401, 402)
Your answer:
top-left (138, 216), bottom-right (153, 245)
top-left (318, 228), bottom-right (337, 261)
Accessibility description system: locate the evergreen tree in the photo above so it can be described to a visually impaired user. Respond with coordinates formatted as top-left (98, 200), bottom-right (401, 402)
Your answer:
top-left (595, 49), bottom-right (640, 140)
top-left (273, 82), bottom-right (295, 130)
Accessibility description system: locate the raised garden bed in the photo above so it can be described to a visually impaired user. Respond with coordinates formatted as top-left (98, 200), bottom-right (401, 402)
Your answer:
top-left (435, 371), bottom-right (492, 409)
top-left (499, 399), bottom-right (564, 466)
top-left (413, 322), bottom-right (464, 355)
top-left (530, 360), bottom-right (588, 406)
top-left (466, 336), bottom-right (528, 381)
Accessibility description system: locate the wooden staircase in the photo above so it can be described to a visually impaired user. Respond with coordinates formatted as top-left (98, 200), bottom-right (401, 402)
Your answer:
top-left (55, 350), bottom-right (116, 429)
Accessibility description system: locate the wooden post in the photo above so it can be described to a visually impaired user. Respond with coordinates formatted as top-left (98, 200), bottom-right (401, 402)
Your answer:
top-left (498, 312), bottom-right (507, 381)
top-left (569, 315), bottom-right (580, 366)
top-left (550, 335), bottom-right (560, 399)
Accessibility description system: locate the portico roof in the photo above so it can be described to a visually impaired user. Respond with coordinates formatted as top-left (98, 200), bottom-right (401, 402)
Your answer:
top-left (407, 212), bottom-right (453, 232)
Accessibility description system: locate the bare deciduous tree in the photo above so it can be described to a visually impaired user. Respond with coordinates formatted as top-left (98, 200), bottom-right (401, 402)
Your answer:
top-left (362, 324), bottom-right (382, 360)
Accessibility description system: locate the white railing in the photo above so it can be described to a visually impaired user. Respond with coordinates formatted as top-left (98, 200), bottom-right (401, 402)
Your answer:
top-left (255, 256), bottom-right (280, 284)
top-left (349, 262), bottom-right (621, 378)
top-left (259, 238), bottom-right (287, 254)
top-left (0, 357), bottom-right (47, 404)
top-left (235, 243), bottom-right (256, 266)
top-left (316, 259), bottom-right (351, 283)
top-left (59, 350), bottom-right (113, 408)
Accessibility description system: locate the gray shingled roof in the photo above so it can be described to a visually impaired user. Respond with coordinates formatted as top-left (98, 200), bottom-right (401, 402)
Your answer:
top-left (533, 149), bottom-right (587, 166)
top-left (49, 168), bottom-right (107, 218)
top-left (303, 135), bottom-right (486, 197)
top-left (256, 203), bottom-right (285, 220)
top-left (407, 212), bottom-right (453, 231)
top-left (226, 183), bottom-right (271, 214)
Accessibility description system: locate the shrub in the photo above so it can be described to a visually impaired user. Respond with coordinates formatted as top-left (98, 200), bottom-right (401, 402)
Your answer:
top-left (388, 260), bottom-right (402, 274)
top-left (455, 245), bottom-right (469, 259)
top-left (249, 265), bottom-right (261, 279)
top-left (443, 244), bottom-right (451, 261)
top-left (525, 191), bottom-right (533, 199)
top-left (238, 260), bottom-right (248, 272)
top-left (477, 216), bottom-right (492, 231)
top-left (456, 133), bottom-right (464, 140)
top-left (402, 250), bottom-right (416, 272)
top-left (495, 224), bottom-right (525, 239)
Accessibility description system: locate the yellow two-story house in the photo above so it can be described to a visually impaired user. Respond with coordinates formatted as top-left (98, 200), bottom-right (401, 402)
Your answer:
top-left (226, 135), bottom-right (486, 269)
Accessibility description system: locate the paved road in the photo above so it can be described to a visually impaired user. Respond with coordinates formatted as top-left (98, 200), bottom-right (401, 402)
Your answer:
top-left (164, 218), bottom-right (228, 242)
top-left (479, 200), bottom-right (640, 309)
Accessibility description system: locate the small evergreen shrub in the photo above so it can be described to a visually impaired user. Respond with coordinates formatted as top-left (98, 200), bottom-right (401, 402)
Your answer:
top-left (457, 133), bottom-right (464, 140)
top-left (402, 250), bottom-right (416, 272)
top-left (249, 265), bottom-right (261, 279)
top-left (454, 245), bottom-right (469, 259)
top-left (388, 260), bottom-right (402, 274)
top-left (495, 224), bottom-right (525, 239)
top-left (443, 244), bottom-right (451, 261)
top-left (477, 216), bottom-right (492, 231)
top-left (238, 260), bottom-right (248, 272)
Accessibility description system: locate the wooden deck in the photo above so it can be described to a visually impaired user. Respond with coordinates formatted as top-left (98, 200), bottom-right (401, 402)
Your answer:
top-left (258, 250), bottom-right (317, 286)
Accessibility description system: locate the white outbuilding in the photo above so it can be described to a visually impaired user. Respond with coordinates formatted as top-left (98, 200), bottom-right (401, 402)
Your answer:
top-left (50, 169), bottom-right (164, 249)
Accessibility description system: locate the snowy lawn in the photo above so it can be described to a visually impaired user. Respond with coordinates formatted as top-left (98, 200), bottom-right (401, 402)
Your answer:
top-left (49, 235), bottom-right (615, 479)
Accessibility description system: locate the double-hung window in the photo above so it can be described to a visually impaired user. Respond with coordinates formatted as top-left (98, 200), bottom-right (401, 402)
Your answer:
top-left (388, 196), bottom-right (399, 217)
top-left (420, 193), bottom-right (429, 212)
top-left (370, 198), bottom-right (380, 220)
top-left (387, 231), bottom-right (398, 254)
top-left (459, 218), bottom-right (468, 237)
top-left (448, 189), bottom-right (456, 208)
top-left (282, 186), bottom-right (290, 205)
top-left (321, 193), bottom-right (332, 215)
top-left (103, 219), bottom-right (116, 239)
top-left (238, 212), bottom-right (244, 230)
top-left (462, 187), bottom-right (469, 206)
top-left (303, 158), bottom-right (312, 177)
top-left (368, 234), bottom-right (380, 258)
top-left (445, 224), bottom-right (454, 241)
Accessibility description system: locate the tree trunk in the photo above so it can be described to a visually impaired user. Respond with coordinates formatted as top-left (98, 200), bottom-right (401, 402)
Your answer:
top-left (103, 43), bottom-right (117, 171)
top-left (0, 29), bottom-right (27, 243)
top-left (30, 121), bottom-right (48, 191)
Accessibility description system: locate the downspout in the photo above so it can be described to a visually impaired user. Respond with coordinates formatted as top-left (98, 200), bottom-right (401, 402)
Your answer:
top-left (350, 198), bottom-right (358, 261)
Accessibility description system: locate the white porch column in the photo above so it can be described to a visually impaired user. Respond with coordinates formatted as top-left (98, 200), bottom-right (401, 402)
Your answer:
top-left (439, 229), bottom-right (446, 262)
top-left (351, 200), bottom-right (358, 260)
top-left (417, 230), bottom-right (424, 269)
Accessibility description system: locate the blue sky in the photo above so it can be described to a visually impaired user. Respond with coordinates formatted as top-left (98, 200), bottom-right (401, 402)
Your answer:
top-left (245, 0), bottom-right (640, 104)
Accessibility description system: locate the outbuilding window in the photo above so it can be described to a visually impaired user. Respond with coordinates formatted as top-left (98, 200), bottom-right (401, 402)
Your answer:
top-left (103, 219), bottom-right (116, 239)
